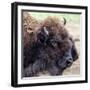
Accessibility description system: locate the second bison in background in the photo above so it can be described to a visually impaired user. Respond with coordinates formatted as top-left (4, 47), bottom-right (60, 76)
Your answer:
top-left (23, 16), bottom-right (78, 77)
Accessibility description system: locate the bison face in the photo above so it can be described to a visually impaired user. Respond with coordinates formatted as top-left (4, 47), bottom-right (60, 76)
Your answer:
top-left (57, 38), bottom-right (78, 70)
top-left (35, 26), bottom-right (78, 75)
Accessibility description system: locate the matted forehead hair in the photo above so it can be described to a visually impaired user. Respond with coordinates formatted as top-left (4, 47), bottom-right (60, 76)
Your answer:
top-left (37, 16), bottom-right (69, 40)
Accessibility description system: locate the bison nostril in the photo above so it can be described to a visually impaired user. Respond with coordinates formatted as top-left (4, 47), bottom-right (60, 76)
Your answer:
top-left (67, 58), bottom-right (73, 67)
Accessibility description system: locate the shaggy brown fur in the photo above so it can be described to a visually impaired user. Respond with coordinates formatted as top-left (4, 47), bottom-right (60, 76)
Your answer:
top-left (23, 12), bottom-right (39, 47)
top-left (37, 16), bottom-right (72, 55)
top-left (23, 16), bottom-right (78, 77)
top-left (23, 12), bottom-right (39, 32)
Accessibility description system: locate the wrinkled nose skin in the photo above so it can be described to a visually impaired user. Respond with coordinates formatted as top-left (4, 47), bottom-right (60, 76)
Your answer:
top-left (66, 57), bottom-right (73, 67)
top-left (57, 58), bottom-right (67, 69)
top-left (57, 48), bottom-right (73, 69)
top-left (65, 49), bottom-right (73, 67)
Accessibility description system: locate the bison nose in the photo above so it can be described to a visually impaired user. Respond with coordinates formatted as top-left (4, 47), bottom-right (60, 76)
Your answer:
top-left (66, 57), bottom-right (73, 67)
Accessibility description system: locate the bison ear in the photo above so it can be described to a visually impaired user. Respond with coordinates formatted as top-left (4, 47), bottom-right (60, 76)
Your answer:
top-left (37, 27), bottom-right (49, 44)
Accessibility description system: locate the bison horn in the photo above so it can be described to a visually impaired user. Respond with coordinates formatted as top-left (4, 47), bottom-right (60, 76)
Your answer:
top-left (43, 27), bottom-right (49, 35)
top-left (63, 17), bottom-right (66, 25)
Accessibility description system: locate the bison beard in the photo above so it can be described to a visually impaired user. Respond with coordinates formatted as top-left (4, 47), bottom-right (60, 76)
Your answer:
top-left (23, 16), bottom-right (78, 77)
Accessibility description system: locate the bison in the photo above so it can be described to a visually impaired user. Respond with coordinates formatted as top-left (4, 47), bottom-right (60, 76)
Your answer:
top-left (23, 16), bottom-right (78, 77)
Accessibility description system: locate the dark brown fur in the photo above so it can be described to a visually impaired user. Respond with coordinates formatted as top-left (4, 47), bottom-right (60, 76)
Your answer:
top-left (23, 16), bottom-right (78, 77)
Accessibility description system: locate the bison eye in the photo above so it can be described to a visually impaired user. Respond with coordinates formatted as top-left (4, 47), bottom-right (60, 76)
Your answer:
top-left (50, 39), bottom-right (58, 48)
top-left (37, 33), bottom-right (46, 43)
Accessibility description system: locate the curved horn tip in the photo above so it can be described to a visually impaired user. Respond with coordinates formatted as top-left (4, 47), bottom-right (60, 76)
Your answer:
top-left (63, 17), bottom-right (66, 25)
top-left (43, 27), bottom-right (49, 35)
